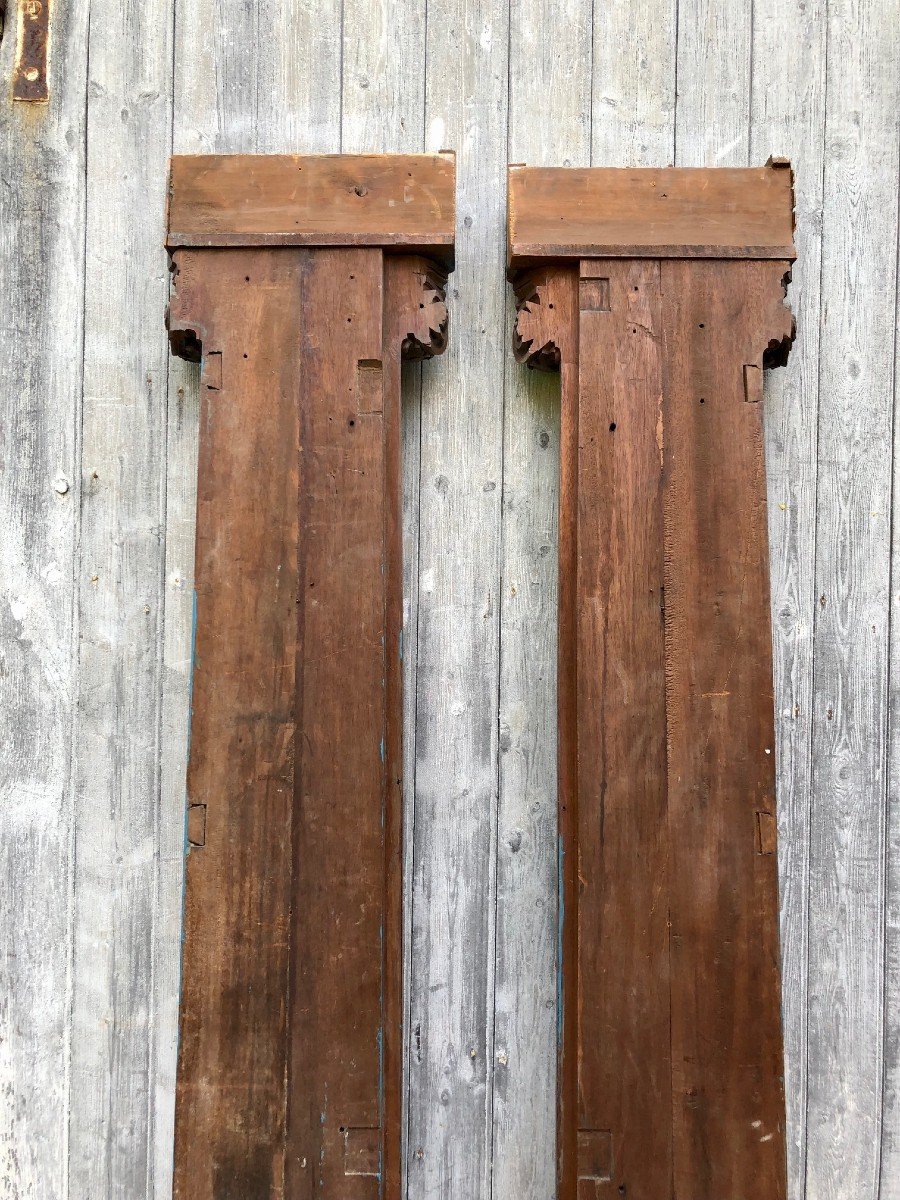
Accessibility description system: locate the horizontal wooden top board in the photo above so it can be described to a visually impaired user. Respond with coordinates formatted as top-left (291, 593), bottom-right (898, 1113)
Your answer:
top-left (507, 162), bottom-right (795, 267)
top-left (167, 153), bottom-right (456, 266)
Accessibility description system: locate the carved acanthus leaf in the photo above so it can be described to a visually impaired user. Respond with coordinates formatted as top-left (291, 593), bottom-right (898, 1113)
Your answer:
top-left (401, 262), bottom-right (449, 361)
top-left (512, 269), bottom-right (570, 372)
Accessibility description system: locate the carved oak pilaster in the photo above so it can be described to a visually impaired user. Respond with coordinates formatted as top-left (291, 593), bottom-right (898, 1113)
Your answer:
top-left (397, 257), bottom-right (449, 360)
top-left (166, 155), bottom-right (455, 1200)
top-left (508, 161), bottom-right (796, 1200)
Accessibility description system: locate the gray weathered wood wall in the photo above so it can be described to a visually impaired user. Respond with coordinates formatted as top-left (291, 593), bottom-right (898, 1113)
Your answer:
top-left (1, 0), bottom-right (898, 1195)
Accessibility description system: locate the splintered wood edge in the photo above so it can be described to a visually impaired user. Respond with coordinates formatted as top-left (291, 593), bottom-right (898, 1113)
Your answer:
top-left (167, 152), bottom-right (456, 268)
top-left (507, 160), bottom-right (796, 270)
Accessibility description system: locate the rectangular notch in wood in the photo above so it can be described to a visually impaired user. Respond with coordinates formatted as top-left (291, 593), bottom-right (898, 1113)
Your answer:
top-left (356, 359), bottom-right (384, 414)
top-left (757, 810), bottom-right (777, 855)
top-left (577, 1129), bottom-right (613, 1189)
top-left (744, 362), bottom-right (763, 402)
top-left (202, 350), bottom-right (222, 391)
top-left (343, 1128), bottom-right (381, 1178)
top-left (579, 277), bottom-right (610, 312)
top-left (186, 803), bottom-right (206, 849)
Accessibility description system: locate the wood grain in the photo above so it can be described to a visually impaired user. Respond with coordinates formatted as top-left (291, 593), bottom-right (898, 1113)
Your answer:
top-left (507, 164), bottom-right (796, 267)
top-left (495, 6), bottom-right (592, 1197)
top-left (574, 259), bottom-right (672, 1200)
top-left (405, 2), bottom-right (508, 1194)
top-left (169, 248), bottom-right (301, 1199)
top-left (590, 0), bottom-right (676, 167)
top-left (167, 154), bottom-right (455, 264)
top-left (510, 158), bottom-right (796, 1195)
top-left (806, 0), bottom-right (900, 1194)
top-left (338, 19), bottom-right (428, 1196)
top-left (749, 0), bottom-right (828, 1192)
top-left (661, 259), bottom-right (792, 1200)
top-left (3, 1), bottom-right (900, 1197)
top-left (168, 241), bottom-right (449, 1199)
top-left (69, 0), bottom-right (174, 1194)
top-left (0, 1), bottom-right (87, 1194)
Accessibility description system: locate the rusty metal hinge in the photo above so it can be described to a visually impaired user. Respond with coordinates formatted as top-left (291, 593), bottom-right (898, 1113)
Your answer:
top-left (13, 0), bottom-right (49, 103)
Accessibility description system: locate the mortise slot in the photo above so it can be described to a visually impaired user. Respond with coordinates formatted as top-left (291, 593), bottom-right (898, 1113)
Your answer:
top-left (203, 351), bottom-right (223, 391)
top-left (187, 803), bottom-right (207, 848)
top-left (342, 1127), bottom-right (380, 1177)
top-left (577, 1129), bottom-right (613, 1184)
top-left (580, 277), bottom-right (611, 312)
top-left (743, 363), bottom-right (763, 403)
top-left (356, 359), bottom-right (383, 415)
top-left (756, 810), bottom-right (777, 855)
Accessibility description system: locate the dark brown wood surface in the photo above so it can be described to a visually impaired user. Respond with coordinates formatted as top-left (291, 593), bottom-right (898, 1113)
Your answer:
top-left (508, 161), bottom-right (795, 267)
top-left (169, 247), bottom-right (303, 1199)
top-left (661, 258), bottom-right (792, 1199)
top-left (168, 154), bottom-right (455, 266)
top-left (511, 165), bottom-right (795, 1200)
top-left (167, 225), bottom-right (449, 1197)
top-left (575, 259), bottom-right (673, 1199)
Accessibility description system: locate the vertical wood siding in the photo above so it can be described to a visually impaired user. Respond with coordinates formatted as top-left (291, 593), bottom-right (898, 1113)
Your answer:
top-left (0, 0), bottom-right (898, 1196)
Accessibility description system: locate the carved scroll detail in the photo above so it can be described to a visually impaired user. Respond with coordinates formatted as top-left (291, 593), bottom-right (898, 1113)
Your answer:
top-left (398, 259), bottom-right (449, 361)
top-left (513, 268), bottom-right (571, 371)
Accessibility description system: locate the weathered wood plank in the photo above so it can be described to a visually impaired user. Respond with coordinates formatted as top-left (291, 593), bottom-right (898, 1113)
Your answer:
top-left (590, 0), bottom-right (676, 168)
top-left (496, 5), bottom-right (591, 1196)
top-left (173, 0), bottom-right (342, 155)
top-left (0, 3), bottom-right (88, 1195)
top-left (69, 0), bottom-right (174, 1194)
top-left (155, 354), bottom-right (198, 1200)
top-left (286, 247), bottom-right (403, 1199)
top-left (406, 3), bottom-right (509, 1194)
top-left (885, 273), bottom-right (900, 1200)
top-left (886, 223), bottom-right (900, 1200)
top-left (750, 0), bottom-right (828, 1193)
top-left (674, 0), bottom-right (753, 168)
top-left (806, 0), bottom-right (899, 1195)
